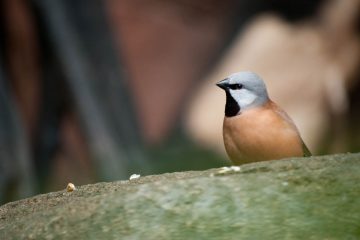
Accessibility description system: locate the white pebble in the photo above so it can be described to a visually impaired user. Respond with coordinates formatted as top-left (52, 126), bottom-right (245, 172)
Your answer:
top-left (66, 183), bottom-right (76, 192)
top-left (230, 166), bottom-right (241, 172)
top-left (129, 174), bottom-right (141, 180)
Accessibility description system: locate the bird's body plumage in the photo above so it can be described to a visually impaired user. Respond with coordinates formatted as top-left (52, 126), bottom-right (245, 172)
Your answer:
top-left (223, 101), bottom-right (304, 164)
top-left (217, 71), bottom-right (311, 164)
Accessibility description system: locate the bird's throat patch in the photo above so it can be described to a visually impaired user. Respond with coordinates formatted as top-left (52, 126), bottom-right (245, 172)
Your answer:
top-left (225, 91), bottom-right (240, 117)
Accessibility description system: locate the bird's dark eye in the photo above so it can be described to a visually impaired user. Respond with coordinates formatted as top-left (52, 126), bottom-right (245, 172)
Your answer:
top-left (230, 84), bottom-right (243, 90)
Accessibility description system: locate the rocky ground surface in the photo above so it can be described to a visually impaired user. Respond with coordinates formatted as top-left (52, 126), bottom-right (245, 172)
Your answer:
top-left (0, 153), bottom-right (359, 239)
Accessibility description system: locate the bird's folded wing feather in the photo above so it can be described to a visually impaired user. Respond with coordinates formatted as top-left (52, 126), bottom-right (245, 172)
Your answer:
top-left (302, 141), bottom-right (312, 157)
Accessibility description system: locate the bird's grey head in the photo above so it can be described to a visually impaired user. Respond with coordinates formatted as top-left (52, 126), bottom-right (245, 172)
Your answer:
top-left (216, 71), bottom-right (269, 117)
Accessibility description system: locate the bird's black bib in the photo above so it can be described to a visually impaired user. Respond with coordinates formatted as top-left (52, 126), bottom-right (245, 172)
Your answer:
top-left (225, 91), bottom-right (240, 117)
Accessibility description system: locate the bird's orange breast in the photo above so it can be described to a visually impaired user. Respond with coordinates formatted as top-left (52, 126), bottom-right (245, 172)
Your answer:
top-left (223, 101), bottom-right (304, 164)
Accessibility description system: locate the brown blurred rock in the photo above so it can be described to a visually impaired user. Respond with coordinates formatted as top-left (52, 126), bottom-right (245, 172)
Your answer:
top-left (185, 0), bottom-right (360, 155)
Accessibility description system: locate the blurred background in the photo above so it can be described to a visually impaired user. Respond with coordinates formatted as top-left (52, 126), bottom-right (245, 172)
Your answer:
top-left (0, 0), bottom-right (359, 204)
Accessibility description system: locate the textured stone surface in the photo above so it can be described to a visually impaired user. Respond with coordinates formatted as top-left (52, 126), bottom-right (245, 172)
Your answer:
top-left (1, 153), bottom-right (360, 239)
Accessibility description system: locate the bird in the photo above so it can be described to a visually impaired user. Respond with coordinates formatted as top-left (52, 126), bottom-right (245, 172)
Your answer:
top-left (216, 71), bottom-right (311, 165)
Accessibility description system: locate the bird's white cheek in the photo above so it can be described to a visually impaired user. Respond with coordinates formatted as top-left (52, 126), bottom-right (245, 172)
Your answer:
top-left (229, 89), bottom-right (257, 110)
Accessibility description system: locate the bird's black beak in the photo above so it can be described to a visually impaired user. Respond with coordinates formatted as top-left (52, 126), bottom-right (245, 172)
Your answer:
top-left (216, 78), bottom-right (229, 90)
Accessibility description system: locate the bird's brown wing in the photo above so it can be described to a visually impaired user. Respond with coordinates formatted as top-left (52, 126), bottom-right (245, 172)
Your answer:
top-left (302, 140), bottom-right (312, 157)
top-left (270, 101), bottom-right (312, 157)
